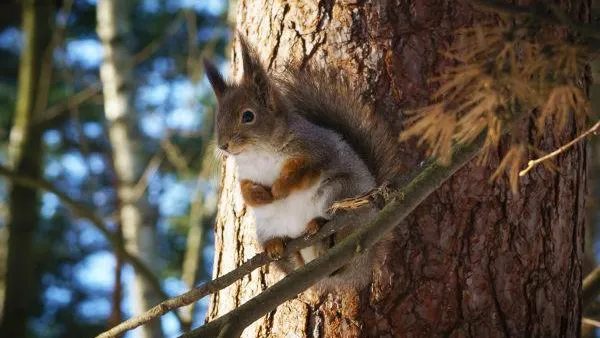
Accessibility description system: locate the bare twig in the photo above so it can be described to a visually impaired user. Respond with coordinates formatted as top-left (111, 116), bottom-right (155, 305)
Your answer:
top-left (38, 85), bottom-right (101, 125)
top-left (0, 165), bottom-right (183, 325)
top-left (161, 135), bottom-right (190, 173)
top-left (582, 317), bottom-right (600, 328)
top-left (519, 120), bottom-right (599, 177)
top-left (131, 153), bottom-right (164, 202)
top-left (133, 12), bottom-right (185, 64)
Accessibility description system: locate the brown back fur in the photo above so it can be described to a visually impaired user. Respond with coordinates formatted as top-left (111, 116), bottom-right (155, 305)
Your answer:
top-left (274, 66), bottom-right (403, 184)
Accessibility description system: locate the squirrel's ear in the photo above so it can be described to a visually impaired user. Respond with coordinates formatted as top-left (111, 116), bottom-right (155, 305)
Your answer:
top-left (203, 58), bottom-right (226, 99)
top-left (237, 33), bottom-right (269, 95)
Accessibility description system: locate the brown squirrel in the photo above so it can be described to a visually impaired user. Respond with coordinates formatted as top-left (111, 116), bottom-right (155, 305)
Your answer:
top-left (203, 34), bottom-right (402, 292)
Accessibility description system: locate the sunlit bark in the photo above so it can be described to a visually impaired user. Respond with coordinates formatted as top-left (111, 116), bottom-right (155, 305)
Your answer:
top-left (207, 0), bottom-right (588, 337)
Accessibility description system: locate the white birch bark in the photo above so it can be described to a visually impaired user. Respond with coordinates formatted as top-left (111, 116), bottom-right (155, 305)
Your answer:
top-left (97, 1), bottom-right (161, 337)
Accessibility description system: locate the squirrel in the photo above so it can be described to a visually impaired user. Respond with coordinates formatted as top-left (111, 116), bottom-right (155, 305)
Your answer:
top-left (203, 34), bottom-right (402, 293)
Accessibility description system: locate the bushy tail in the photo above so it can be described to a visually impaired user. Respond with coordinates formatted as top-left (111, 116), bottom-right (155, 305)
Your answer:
top-left (274, 66), bottom-right (403, 184)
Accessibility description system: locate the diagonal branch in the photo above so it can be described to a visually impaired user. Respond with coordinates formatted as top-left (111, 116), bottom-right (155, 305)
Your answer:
top-left (0, 165), bottom-right (183, 326)
top-left (36, 12), bottom-right (186, 126)
top-left (95, 201), bottom-right (351, 338)
top-left (182, 133), bottom-right (485, 338)
top-left (96, 131), bottom-right (486, 338)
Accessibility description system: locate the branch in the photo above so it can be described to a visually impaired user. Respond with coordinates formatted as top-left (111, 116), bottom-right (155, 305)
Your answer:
top-left (36, 12), bottom-right (185, 126)
top-left (520, 120), bottom-right (599, 177)
top-left (0, 165), bottom-right (183, 326)
top-left (37, 85), bottom-right (101, 126)
top-left (96, 132), bottom-right (485, 338)
top-left (182, 133), bottom-right (485, 337)
top-left (133, 12), bottom-right (185, 64)
top-left (95, 202), bottom-right (351, 338)
top-left (582, 317), bottom-right (600, 328)
top-left (583, 265), bottom-right (600, 309)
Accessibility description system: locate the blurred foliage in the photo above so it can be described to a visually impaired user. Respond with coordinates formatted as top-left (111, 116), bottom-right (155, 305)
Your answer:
top-left (400, 18), bottom-right (591, 192)
top-left (0, 0), bottom-right (228, 336)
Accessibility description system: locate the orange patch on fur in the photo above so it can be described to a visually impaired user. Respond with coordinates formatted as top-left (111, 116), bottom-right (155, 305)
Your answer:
top-left (271, 157), bottom-right (321, 199)
top-left (240, 179), bottom-right (274, 206)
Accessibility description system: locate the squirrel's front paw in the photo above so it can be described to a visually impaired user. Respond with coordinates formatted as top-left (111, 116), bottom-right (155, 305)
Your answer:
top-left (263, 237), bottom-right (286, 260)
top-left (303, 217), bottom-right (328, 239)
top-left (240, 179), bottom-right (273, 206)
top-left (270, 179), bottom-right (290, 199)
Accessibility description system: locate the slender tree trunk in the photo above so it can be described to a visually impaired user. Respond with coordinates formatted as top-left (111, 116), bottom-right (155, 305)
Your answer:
top-left (0, 1), bottom-right (52, 336)
top-left (207, 0), bottom-right (588, 337)
top-left (97, 1), bottom-right (162, 337)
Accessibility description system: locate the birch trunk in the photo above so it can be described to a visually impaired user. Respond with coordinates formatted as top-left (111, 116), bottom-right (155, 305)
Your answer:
top-left (207, 0), bottom-right (588, 337)
top-left (0, 1), bottom-right (52, 336)
top-left (97, 2), bottom-right (161, 337)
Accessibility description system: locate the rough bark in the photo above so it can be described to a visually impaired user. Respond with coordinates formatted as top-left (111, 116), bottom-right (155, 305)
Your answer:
top-left (0, 1), bottom-right (52, 336)
top-left (207, 1), bottom-right (588, 337)
top-left (97, 1), bottom-right (162, 337)
top-left (583, 2), bottom-right (600, 335)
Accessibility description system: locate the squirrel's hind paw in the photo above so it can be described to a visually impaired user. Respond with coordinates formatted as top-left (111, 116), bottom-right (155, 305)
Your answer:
top-left (303, 217), bottom-right (328, 239)
top-left (263, 237), bottom-right (286, 260)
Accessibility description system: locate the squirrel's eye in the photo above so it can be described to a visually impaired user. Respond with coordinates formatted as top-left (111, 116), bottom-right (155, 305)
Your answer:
top-left (241, 110), bottom-right (255, 124)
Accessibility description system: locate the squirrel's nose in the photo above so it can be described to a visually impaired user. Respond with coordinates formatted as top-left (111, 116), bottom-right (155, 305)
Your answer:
top-left (219, 142), bottom-right (229, 151)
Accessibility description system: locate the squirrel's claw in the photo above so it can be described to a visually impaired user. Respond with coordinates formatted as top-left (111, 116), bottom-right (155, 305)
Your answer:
top-left (264, 237), bottom-right (285, 260)
top-left (303, 217), bottom-right (327, 239)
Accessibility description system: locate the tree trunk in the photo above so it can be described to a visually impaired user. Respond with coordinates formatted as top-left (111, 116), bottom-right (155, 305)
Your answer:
top-left (583, 1), bottom-right (600, 335)
top-left (97, 1), bottom-right (162, 337)
top-left (207, 1), bottom-right (588, 337)
top-left (0, 1), bottom-right (52, 336)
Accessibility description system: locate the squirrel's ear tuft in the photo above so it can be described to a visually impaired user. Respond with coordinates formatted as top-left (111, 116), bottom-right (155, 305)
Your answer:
top-left (238, 33), bottom-right (258, 76)
top-left (237, 33), bottom-right (270, 97)
top-left (204, 58), bottom-right (226, 99)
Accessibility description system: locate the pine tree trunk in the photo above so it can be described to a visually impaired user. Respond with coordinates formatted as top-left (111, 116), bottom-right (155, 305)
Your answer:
top-left (97, 1), bottom-right (162, 337)
top-left (0, 1), bottom-right (52, 336)
top-left (583, 1), bottom-right (600, 335)
top-left (207, 0), bottom-right (588, 336)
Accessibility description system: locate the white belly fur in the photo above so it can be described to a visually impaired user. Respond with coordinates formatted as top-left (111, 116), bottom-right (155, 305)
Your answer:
top-left (252, 182), bottom-right (326, 240)
top-left (234, 149), bottom-right (329, 256)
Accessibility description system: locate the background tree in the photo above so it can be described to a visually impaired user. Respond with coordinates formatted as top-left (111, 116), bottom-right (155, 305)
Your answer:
top-left (0, 1), bottom-right (52, 336)
top-left (96, 0), bottom-right (163, 336)
top-left (0, 0), bottom-right (228, 337)
top-left (206, 0), bottom-right (588, 337)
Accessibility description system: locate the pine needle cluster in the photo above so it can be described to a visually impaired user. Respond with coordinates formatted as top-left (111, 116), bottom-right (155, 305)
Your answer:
top-left (400, 20), bottom-right (591, 192)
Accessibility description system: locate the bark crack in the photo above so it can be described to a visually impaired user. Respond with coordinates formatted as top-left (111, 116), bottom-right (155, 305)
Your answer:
top-left (487, 255), bottom-right (510, 337)
top-left (267, 3), bottom-right (290, 71)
